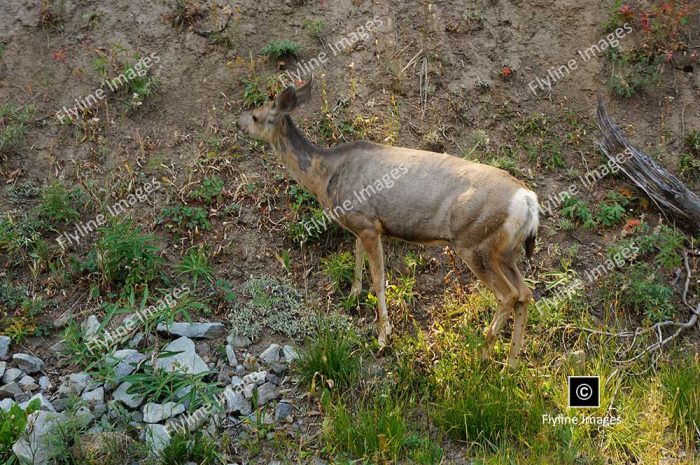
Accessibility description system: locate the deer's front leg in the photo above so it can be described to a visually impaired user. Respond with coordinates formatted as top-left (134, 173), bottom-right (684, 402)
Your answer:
top-left (359, 229), bottom-right (391, 347)
top-left (349, 236), bottom-right (365, 298)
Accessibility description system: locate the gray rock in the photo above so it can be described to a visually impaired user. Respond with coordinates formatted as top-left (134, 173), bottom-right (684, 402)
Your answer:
top-left (13, 353), bottom-right (44, 374)
top-left (113, 382), bottom-right (144, 409)
top-left (12, 411), bottom-right (66, 465)
top-left (224, 389), bottom-right (252, 415)
top-left (93, 402), bottom-right (107, 418)
top-left (243, 370), bottom-right (267, 386)
top-left (0, 398), bottom-right (15, 412)
top-left (67, 372), bottom-right (92, 395)
top-left (156, 322), bottom-right (226, 339)
top-left (274, 401), bottom-right (293, 422)
top-left (14, 392), bottom-right (31, 403)
top-left (282, 345), bottom-right (299, 362)
top-left (225, 345), bottom-right (238, 366)
top-left (0, 382), bottom-right (22, 399)
top-left (82, 387), bottom-right (105, 404)
top-left (270, 363), bottom-right (288, 376)
top-left (242, 383), bottom-right (255, 399)
top-left (108, 349), bottom-right (146, 380)
top-left (0, 336), bottom-right (11, 360)
top-left (3, 367), bottom-right (23, 384)
top-left (256, 382), bottom-right (279, 405)
top-left (18, 375), bottom-right (38, 391)
top-left (155, 337), bottom-right (209, 375)
top-left (128, 332), bottom-right (144, 348)
top-left (259, 344), bottom-right (281, 364)
top-left (38, 376), bottom-right (51, 391)
top-left (228, 335), bottom-right (252, 348)
top-left (20, 393), bottom-right (55, 412)
top-left (143, 423), bottom-right (170, 455)
top-left (142, 401), bottom-right (185, 423)
top-left (0, 361), bottom-right (6, 378)
top-left (82, 315), bottom-right (101, 339)
top-left (51, 397), bottom-right (71, 413)
top-left (231, 376), bottom-right (245, 391)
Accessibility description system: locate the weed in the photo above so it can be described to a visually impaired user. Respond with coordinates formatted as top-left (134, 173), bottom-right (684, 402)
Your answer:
top-left (170, 0), bottom-right (203, 28)
top-left (241, 76), bottom-right (268, 108)
top-left (653, 224), bottom-right (685, 269)
top-left (37, 181), bottom-right (86, 225)
top-left (608, 263), bottom-right (675, 322)
top-left (88, 219), bottom-right (163, 295)
top-left (189, 176), bottom-right (224, 204)
top-left (297, 327), bottom-right (360, 393)
top-left (0, 104), bottom-right (35, 155)
top-left (176, 248), bottom-right (214, 289)
top-left (321, 251), bottom-right (355, 293)
top-left (39, 0), bottom-right (65, 30)
top-left (596, 191), bottom-right (628, 227)
top-left (260, 39), bottom-right (302, 60)
top-left (560, 194), bottom-right (596, 230)
top-left (607, 49), bottom-right (660, 98)
top-left (160, 431), bottom-right (225, 465)
top-left (122, 61), bottom-right (157, 111)
top-left (157, 205), bottom-right (211, 233)
top-left (686, 129), bottom-right (700, 153)
top-left (303, 18), bottom-right (326, 40)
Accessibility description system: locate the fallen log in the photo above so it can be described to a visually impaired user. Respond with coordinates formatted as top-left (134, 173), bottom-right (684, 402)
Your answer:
top-left (597, 96), bottom-right (700, 234)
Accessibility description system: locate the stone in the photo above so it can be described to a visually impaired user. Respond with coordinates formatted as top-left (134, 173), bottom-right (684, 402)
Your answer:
top-left (13, 353), bottom-right (44, 374)
top-left (0, 398), bottom-right (15, 412)
top-left (243, 370), bottom-right (267, 386)
top-left (18, 375), bottom-right (38, 391)
top-left (82, 315), bottom-right (101, 339)
top-left (108, 349), bottom-right (146, 380)
top-left (255, 382), bottom-right (279, 405)
top-left (282, 345), bottom-right (299, 362)
top-left (155, 337), bottom-right (209, 375)
top-left (259, 344), bottom-right (281, 364)
top-left (274, 401), bottom-right (293, 422)
top-left (20, 393), bottom-right (55, 412)
top-left (0, 361), bottom-right (6, 378)
top-left (51, 397), bottom-right (71, 413)
top-left (228, 335), bottom-right (252, 348)
top-left (0, 336), bottom-right (11, 360)
top-left (242, 354), bottom-right (258, 371)
top-left (156, 322), bottom-right (226, 339)
top-left (67, 372), bottom-right (92, 395)
top-left (224, 389), bottom-right (252, 415)
top-left (225, 345), bottom-right (238, 366)
top-left (3, 367), bottom-right (23, 384)
top-left (82, 387), bottom-right (105, 404)
top-left (38, 376), bottom-right (51, 391)
top-left (0, 382), bottom-right (22, 399)
top-left (12, 411), bottom-right (66, 465)
top-left (113, 382), bottom-right (145, 409)
top-left (142, 401), bottom-right (185, 423)
top-left (270, 363), bottom-right (288, 376)
top-left (14, 392), bottom-right (31, 403)
top-left (143, 423), bottom-right (170, 455)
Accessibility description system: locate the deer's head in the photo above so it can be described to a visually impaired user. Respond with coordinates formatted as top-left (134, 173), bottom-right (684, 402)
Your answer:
top-left (237, 76), bottom-right (313, 143)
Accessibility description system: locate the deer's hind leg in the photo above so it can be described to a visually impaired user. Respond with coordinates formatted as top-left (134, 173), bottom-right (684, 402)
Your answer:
top-left (454, 245), bottom-right (519, 361)
top-left (502, 259), bottom-right (532, 367)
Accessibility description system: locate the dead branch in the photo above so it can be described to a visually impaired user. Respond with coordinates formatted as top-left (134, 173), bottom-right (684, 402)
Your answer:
top-left (597, 96), bottom-right (700, 234)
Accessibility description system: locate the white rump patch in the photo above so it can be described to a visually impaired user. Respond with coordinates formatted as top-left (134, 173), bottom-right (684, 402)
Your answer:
top-left (504, 188), bottom-right (539, 241)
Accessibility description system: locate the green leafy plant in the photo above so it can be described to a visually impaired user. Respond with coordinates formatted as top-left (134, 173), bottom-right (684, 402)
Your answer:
top-left (610, 263), bottom-right (675, 322)
top-left (157, 205), bottom-right (211, 232)
top-left (189, 176), bottom-right (224, 204)
top-left (260, 39), bottom-right (302, 60)
top-left (0, 398), bottom-right (41, 464)
top-left (321, 251), bottom-right (355, 292)
top-left (607, 49), bottom-right (660, 98)
top-left (296, 326), bottom-right (360, 393)
top-left (596, 191), bottom-right (628, 227)
top-left (303, 18), bottom-right (326, 40)
top-left (560, 194), bottom-right (596, 230)
top-left (37, 182), bottom-right (86, 225)
top-left (175, 248), bottom-right (214, 288)
top-left (241, 77), bottom-right (268, 108)
top-left (90, 219), bottom-right (163, 295)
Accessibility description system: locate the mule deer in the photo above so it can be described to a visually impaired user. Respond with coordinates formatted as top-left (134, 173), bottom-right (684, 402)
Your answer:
top-left (238, 77), bottom-right (539, 367)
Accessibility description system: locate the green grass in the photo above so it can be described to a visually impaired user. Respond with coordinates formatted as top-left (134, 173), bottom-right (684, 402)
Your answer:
top-left (296, 327), bottom-right (361, 393)
top-left (37, 181), bottom-right (86, 225)
top-left (160, 431), bottom-right (225, 465)
top-left (0, 104), bottom-right (35, 155)
top-left (260, 39), bottom-right (302, 60)
top-left (175, 247), bottom-right (214, 289)
top-left (660, 354), bottom-right (700, 450)
top-left (321, 251), bottom-right (355, 293)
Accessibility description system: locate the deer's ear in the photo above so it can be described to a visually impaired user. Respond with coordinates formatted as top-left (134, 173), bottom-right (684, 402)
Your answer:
top-left (295, 75), bottom-right (313, 105)
top-left (274, 86), bottom-right (297, 113)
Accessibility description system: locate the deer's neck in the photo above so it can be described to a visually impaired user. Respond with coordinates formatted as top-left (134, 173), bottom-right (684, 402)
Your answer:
top-left (271, 115), bottom-right (335, 200)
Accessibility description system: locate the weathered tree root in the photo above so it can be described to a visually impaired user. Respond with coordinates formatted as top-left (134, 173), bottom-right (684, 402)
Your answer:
top-left (597, 96), bottom-right (700, 234)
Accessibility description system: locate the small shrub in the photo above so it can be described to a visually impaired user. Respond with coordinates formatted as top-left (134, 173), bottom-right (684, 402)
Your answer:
top-left (89, 219), bottom-right (163, 294)
top-left (260, 39), bottom-right (302, 60)
top-left (607, 49), bottom-right (660, 98)
top-left (303, 18), bottom-right (326, 39)
top-left (609, 263), bottom-right (674, 322)
top-left (321, 251), bottom-right (355, 292)
top-left (37, 181), bottom-right (86, 224)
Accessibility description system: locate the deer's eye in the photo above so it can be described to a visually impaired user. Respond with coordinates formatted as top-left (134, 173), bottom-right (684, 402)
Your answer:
top-left (252, 115), bottom-right (258, 123)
